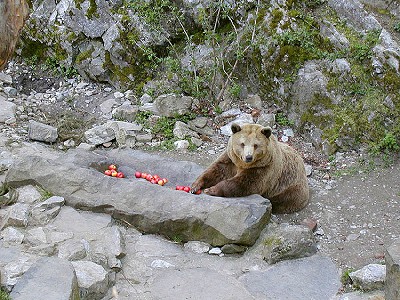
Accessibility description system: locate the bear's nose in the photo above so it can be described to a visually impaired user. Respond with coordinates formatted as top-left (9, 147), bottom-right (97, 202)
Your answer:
top-left (245, 155), bottom-right (253, 162)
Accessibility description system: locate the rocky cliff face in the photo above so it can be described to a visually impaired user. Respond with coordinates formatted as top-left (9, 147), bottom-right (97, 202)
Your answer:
top-left (17, 0), bottom-right (400, 153)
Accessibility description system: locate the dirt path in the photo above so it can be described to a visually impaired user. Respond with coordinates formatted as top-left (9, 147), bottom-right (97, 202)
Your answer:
top-left (278, 159), bottom-right (400, 270)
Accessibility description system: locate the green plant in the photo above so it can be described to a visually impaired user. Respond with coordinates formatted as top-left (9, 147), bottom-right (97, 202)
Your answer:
top-left (37, 186), bottom-right (53, 201)
top-left (341, 268), bottom-right (354, 286)
top-left (394, 22), bottom-right (400, 32)
top-left (0, 289), bottom-right (11, 300)
top-left (275, 113), bottom-right (294, 126)
top-left (372, 132), bottom-right (399, 154)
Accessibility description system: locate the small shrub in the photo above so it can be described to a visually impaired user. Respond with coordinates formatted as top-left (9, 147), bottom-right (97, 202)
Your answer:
top-left (0, 290), bottom-right (11, 300)
top-left (372, 132), bottom-right (399, 154)
top-left (275, 113), bottom-right (294, 126)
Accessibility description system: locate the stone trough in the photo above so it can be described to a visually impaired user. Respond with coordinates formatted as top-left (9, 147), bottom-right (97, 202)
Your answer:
top-left (5, 147), bottom-right (272, 247)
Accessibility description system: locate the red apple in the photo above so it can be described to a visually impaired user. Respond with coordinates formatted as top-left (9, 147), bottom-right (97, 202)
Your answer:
top-left (162, 178), bottom-right (168, 184)
top-left (157, 180), bottom-right (164, 186)
top-left (116, 172), bottom-right (125, 178)
top-left (176, 186), bottom-right (183, 190)
top-left (151, 179), bottom-right (158, 184)
top-left (195, 189), bottom-right (202, 195)
top-left (146, 174), bottom-right (153, 181)
top-left (111, 170), bottom-right (118, 177)
top-left (183, 186), bottom-right (190, 193)
top-left (141, 172), bottom-right (147, 179)
top-left (104, 169), bottom-right (112, 176)
top-left (108, 164), bottom-right (117, 170)
top-left (135, 171), bottom-right (142, 178)
top-left (153, 174), bottom-right (160, 180)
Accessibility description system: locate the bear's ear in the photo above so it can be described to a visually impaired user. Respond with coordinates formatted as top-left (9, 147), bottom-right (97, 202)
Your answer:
top-left (261, 127), bottom-right (272, 138)
top-left (231, 123), bottom-right (242, 134)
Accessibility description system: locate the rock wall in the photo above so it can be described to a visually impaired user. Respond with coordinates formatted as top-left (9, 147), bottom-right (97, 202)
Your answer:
top-left (16, 0), bottom-right (400, 152)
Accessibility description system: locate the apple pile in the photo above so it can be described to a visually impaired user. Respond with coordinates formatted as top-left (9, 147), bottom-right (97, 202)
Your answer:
top-left (176, 185), bottom-right (201, 194)
top-left (104, 164), bottom-right (125, 178)
top-left (134, 171), bottom-right (168, 186)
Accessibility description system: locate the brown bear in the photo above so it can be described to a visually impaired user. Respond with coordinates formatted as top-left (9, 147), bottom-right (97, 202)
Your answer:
top-left (191, 123), bottom-right (309, 213)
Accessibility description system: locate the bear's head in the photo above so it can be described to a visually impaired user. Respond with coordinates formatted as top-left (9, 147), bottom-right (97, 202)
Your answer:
top-left (228, 123), bottom-right (272, 167)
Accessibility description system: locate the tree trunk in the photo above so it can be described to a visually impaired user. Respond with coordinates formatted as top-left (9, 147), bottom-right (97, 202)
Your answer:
top-left (0, 0), bottom-right (29, 70)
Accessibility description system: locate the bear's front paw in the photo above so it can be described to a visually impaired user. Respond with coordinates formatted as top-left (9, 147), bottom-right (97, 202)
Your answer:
top-left (203, 186), bottom-right (220, 196)
top-left (191, 179), bottom-right (204, 194)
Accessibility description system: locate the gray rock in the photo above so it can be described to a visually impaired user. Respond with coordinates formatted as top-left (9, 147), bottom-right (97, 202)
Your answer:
top-left (0, 98), bottom-right (16, 123)
top-left (173, 121), bottom-right (199, 139)
top-left (15, 185), bottom-right (42, 204)
top-left (328, 0), bottom-right (382, 32)
top-left (208, 247), bottom-right (222, 255)
top-left (349, 264), bottom-right (386, 291)
top-left (256, 223), bottom-right (317, 264)
top-left (245, 94), bottom-right (263, 109)
top-left (331, 291), bottom-right (385, 300)
top-left (239, 255), bottom-right (341, 300)
top-left (4, 87), bottom-right (17, 97)
top-left (385, 239), bottom-right (400, 300)
top-left (24, 227), bottom-right (48, 246)
top-left (112, 103), bottom-right (139, 122)
top-left (0, 72), bottom-right (13, 84)
top-left (84, 125), bottom-right (115, 145)
top-left (149, 268), bottom-right (255, 299)
top-left (29, 196), bottom-right (65, 226)
top-left (154, 93), bottom-right (194, 117)
top-left (184, 241), bottom-right (211, 253)
top-left (6, 148), bottom-right (272, 247)
top-left (320, 21), bottom-right (350, 50)
top-left (28, 120), bottom-right (58, 143)
top-left (2, 254), bottom-right (37, 290)
top-left (2, 203), bottom-right (29, 228)
top-left (0, 227), bottom-right (24, 244)
top-left (150, 259), bottom-right (175, 269)
top-left (257, 113), bottom-right (275, 128)
top-left (174, 139), bottom-right (189, 150)
top-left (88, 226), bottom-right (125, 270)
top-left (71, 260), bottom-right (109, 300)
top-left (10, 257), bottom-right (79, 300)
top-left (58, 239), bottom-right (87, 261)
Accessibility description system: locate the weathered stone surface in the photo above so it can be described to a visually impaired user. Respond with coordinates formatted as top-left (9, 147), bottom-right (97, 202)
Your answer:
top-left (2, 203), bottom-right (29, 228)
top-left (328, 0), bottom-right (381, 32)
top-left (27, 120), bottom-right (58, 143)
top-left (0, 226), bottom-right (24, 244)
top-left (15, 185), bottom-right (42, 204)
top-left (330, 290), bottom-right (385, 300)
top-left (6, 147), bottom-right (272, 247)
top-left (58, 239), bottom-right (87, 261)
top-left (385, 239), bottom-right (400, 300)
top-left (71, 260), bottom-right (109, 300)
top-left (239, 255), bottom-right (341, 299)
top-left (84, 125), bottom-right (115, 145)
top-left (349, 264), bottom-right (386, 291)
top-left (149, 268), bottom-right (255, 299)
top-left (29, 196), bottom-right (64, 226)
top-left (184, 241), bottom-right (211, 254)
top-left (254, 223), bottom-right (317, 264)
top-left (0, 98), bottom-right (16, 123)
top-left (154, 93), bottom-right (194, 117)
top-left (9, 257), bottom-right (79, 300)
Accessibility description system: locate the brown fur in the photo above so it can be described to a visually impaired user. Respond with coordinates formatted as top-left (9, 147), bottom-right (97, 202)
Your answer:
top-left (191, 123), bottom-right (309, 213)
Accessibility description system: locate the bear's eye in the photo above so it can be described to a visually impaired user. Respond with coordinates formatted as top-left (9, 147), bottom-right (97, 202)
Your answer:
top-left (240, 143), bottom-right (245, 148)
top-left (254, 144), bottom-right (258, 150)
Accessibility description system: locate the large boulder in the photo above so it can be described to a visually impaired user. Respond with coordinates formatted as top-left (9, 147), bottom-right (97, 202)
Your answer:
top-left (5, 147), bottom-right (272, 246)
top-left (9, 257), bottom-right (79, 300)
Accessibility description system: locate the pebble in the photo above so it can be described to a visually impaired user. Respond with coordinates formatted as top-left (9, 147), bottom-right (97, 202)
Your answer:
top-left (208, 247), bottom-right (222, 255)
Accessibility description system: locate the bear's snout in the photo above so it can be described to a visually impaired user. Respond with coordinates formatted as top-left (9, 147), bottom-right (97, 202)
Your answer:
top-left (245, 155), bottom-right (253, 162)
